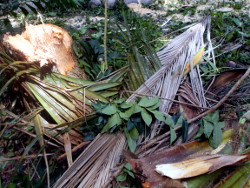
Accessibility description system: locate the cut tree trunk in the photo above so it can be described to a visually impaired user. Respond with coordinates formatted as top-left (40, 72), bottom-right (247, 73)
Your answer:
top-left (1, 23), bottom-right (86, 80)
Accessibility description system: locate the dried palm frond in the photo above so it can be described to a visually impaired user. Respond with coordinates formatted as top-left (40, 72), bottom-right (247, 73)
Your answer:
top-left (126, 17), bottom-right (212, 143)
top-left (128, 17), bottom-right (211, 112)
top-left (53, 133), bottom-right (126, 188)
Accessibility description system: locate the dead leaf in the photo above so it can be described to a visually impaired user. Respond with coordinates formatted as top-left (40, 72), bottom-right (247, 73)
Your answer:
top-left (155, 151), bottom-right (250, 179)
top-left (208, 69), bottom-right (247, 91)
top-left (126, 130), bottom-right (232, 187)
top-left (63, 133), bottom-right (73, 167)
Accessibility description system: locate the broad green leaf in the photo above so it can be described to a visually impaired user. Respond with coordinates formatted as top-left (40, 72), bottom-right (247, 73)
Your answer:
top-left (196, 125), bottom-right (204, 138)
top-left (124, 163), bottom-right (133, 170)
top-left (170, 128), bottom-right (177, 145)
top-left (217, 122), bottom-right (225, 128)
top-left (127, 137), bottom-right (136, 152)
top-left (138, 97), bottom-right (159, 108)
top-left (124, 169), bottom-right (135, 178)
top-left (203, 113), bottom-right (213, 122)
top-left (116, 173), bottom-right (127, 182)
top-left (119, 111), bottom-right (130, 121)
top-left (150, 110), bottom-right (165, 122)
top-left (92, 102), bottom-right (108, 111)
top-left (182, 119), bottom-right (189, 142)
top-left (127, 120), bottom-right (135, 131)
top-left (165, 115), bottom-right (175, 128)
top-left (102, 113), bottom-right (122, 132)
top-left (212, 111), bottom-right (220, 122)
top-left (101, 105), bottom-right (117, 115)
top-left (130, 127), bottom-right (139, 139)
top-left (120, 101), bottom-right (136, 109)
top-left (113, 98), bottom-right (126, 104)
top-left (147, 100), bottom-right (161, 110)
top-left (125, 129), bottom-right (136, 152)
top-left (232, 18), bottom-right (242, 27)
top-left (209, 125), bottom-right (223, 148)
top-left (203, 120), bottom-right (214, 138)
top-left (134, 104), bottom-right (142, 114)
top-left (119, 105), bottom-right (135, 120)
top-left (141, 109), bottom-right (152, 126)
top-left (176, 115), bottom-right (184, 126)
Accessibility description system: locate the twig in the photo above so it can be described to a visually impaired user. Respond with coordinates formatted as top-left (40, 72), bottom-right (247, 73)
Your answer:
top-left (13, 126), bottom-right (61, 148)
top-left (0, 153), bottom-right (53, 162)
top-left (0, 108), bottom-right (61, 148)
top-left (58, 141), bottom-right (90, 162)
top-left (0, 123), bottom-right (8, 137)
top-left (206, 97), bottom-right (234, 107)
top-left (188, 67), bottom-right (250, 124)
top-left (136, 125), bottom-right (182, 155)
top-left (43, 149), bottom-right (50, 188)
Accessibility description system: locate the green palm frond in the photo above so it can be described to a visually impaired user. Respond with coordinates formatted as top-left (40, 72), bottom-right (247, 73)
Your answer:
top-left (0, 45), bottom-right (123, 143)
top-left (115, 12), bottom-right (161, 93)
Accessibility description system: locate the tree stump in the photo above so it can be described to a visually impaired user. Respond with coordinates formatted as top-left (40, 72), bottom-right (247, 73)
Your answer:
top-left (2, 23), bottom-right (86, 80)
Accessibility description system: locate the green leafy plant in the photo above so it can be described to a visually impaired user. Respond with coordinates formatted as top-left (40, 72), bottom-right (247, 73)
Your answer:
top-left (229, 1), bottom-right (245, 10)
top-left (116, 163), bottom-right (141, 188)
top-left (93, 97), bottom-right (184, 152)
top-left (210, 12), bottom-right (250, 66)
top-left (196, 111), bottom-right (225, 148)
top-left (93, 97), bottom-right (163, 152)
top-left (165, 114), bottom-right (185, 144)
top-left (0, 0), bottom-right (80, 17)
top-left (200, 57), bottom-right (219, 82)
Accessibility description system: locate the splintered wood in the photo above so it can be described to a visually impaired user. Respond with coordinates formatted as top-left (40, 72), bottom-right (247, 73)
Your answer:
top-left (2, 23), bottom-right (86, 79)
